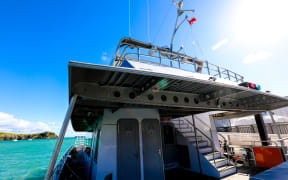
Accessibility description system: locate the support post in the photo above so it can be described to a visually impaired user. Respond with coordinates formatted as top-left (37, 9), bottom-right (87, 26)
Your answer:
top-left (268, 111), bottom-right (285, 148)
top-left (45, 95), bottom-right (78, 180)
top-left (254, 114), bottom-right (269, 146)
top-left (209, 115), bottom-right (222, 152)
top-left (192, 115), bottom-right (202, 174)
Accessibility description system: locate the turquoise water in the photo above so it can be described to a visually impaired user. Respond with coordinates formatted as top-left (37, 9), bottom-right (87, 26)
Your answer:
top-left (0, 138), bottom-right (75, 180)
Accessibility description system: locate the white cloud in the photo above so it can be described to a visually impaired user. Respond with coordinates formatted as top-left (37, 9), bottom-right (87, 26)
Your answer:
top-left (211, 39), bottom-right (228, 51)
top-left (101, 52), bottom-right (108, 61)
top-left (242, 51), bottom-right (272, 64)
top-left (0, 112), bottom-right (50, 134)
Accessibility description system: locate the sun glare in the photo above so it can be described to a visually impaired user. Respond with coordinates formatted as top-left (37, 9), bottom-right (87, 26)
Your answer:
top-left (234, 0), bottom-right (288, 44)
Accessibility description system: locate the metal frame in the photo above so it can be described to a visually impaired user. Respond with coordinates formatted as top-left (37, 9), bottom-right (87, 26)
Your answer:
top-left (45, 95), bottom-right (78, 180)
top-left (111, 38), bottom-right (244, 83)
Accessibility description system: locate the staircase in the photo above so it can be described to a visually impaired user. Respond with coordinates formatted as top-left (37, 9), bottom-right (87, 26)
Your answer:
top-left (172, 118), bottom-right (237, 179)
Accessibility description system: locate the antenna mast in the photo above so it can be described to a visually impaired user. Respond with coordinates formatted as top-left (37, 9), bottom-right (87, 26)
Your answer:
top-left (170, 0), bottom-right (195, 52)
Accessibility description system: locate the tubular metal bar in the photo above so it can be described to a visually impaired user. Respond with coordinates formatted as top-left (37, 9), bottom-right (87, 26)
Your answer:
top-left (268, 111), bottom-right (285, 149)
top-left (192, 115), bottom-right (202, 174)
top-left (45, 95), bottom-right (78, 180)
top-left (115, 41), bottom-right (244, 82)
top-left (209, 129), bottom-right (216, 166)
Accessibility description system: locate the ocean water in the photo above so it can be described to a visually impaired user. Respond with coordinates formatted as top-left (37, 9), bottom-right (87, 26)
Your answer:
top-left (0, 138), bottom-right (75, 180)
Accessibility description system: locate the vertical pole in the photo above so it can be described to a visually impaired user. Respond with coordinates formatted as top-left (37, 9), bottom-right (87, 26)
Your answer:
top-left (170, 10), bottom-right (181, 52)
top-left (227, 70), bottom-right (230, 80)
top-left (268, 111), bottom-right (285, 148)
top-left (209, 115), bottom-right (222, 152)
top-left (178, 55), bottom-right (180, 68)
top-left (193, 60), bottom-right (197, 72)
top-left (254, 113), bottom-right (269, 146)
top-left (137, 48), bottom-right (140, 62)
top-left (206, 61), bottom-right (210, 75)
top-left (217, 66), bottom-right (221, 78)
top-left (158, 51), bottom-right (162, 64)
top-left (45, 95), bottom-right (78, 180)
top-left (235, 73), bottom-right (238, 82)
top-left (251, 125), bottom-right (255, 133)
top-left (192, 115), bottom-right (202, 174)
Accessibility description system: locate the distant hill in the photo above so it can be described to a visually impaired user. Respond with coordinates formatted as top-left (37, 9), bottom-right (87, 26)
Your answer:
top-left (0, 131), bottom-right (58, 141)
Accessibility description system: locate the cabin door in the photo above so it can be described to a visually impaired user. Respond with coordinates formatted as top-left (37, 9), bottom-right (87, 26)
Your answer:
top-left (117, 119), bottom-right (141, 180)
top-left (142, 119), bottom-right (165, 180)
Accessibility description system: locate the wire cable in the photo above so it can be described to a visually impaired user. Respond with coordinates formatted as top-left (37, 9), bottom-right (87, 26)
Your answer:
top-left (129, 0), bottom-right (131, 38)
top-left (146, 0), bottom-right (150, 42)
top-left (152, 3), bottom-right (173, 44)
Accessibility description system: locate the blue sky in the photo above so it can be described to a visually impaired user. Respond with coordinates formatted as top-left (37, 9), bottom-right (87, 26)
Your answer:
top-left (0, 0), bottom-right (288, 135)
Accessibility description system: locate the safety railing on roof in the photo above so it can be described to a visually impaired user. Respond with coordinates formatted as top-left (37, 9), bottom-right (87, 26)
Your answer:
top-left (75, 136), bottom-right (91, 147)
top-left (112, 38), bottom-right (244, 83)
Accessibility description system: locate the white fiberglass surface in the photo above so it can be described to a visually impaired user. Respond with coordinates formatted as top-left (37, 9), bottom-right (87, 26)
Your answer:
top-left (126, 60), bottom-right (239, 86)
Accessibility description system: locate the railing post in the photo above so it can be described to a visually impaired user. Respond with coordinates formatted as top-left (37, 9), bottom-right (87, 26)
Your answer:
top-left (235, 73), bottom-right (238, 82)
top-left (217, 66), bottom-right (221, 78)
top-left (227, 70), bottom-right (231, 80)
top-left (193, 59), bottom-right (197, 72)
top-left (210, 129), bottom-right (216, 166)
top-left (45, 95), bottom-right (78, 180)
top-left (137, 48), bottom-right (140, 62)
top-left (206, 61), bottom-right (210, 75)
top-left (192, 115), bottom-right (202, 174)
top-left (170, 52), bottom-right (173, 67)
top-left (177, 55), bottom-right (180, 68)
top-left (251, 125), bottom-right (255, 133)
top-left (158, 50), bottom-right (162, 64)
top-left (268, 111), bottom-right (285, 149)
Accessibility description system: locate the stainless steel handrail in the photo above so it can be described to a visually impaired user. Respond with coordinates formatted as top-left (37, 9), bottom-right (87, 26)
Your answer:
top-left (113, 39), bottom-right (244, 83)
top-left (182, 117), bottom-right (217, 166)
top-left (217, 133), bottom-right (235, 167)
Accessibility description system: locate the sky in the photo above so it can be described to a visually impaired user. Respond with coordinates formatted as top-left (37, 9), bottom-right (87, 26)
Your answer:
top-left (0, 0), bottom-right (288, 136)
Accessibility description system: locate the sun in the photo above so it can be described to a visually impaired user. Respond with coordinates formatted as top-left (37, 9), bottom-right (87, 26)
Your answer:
top-left (233, 0), bottom-right (288, 45)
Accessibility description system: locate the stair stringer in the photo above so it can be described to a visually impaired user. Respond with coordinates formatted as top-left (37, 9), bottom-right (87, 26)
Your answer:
top-left (189, 143), bottom-right (220, 178)
top-left (177, 135), bottom-right (220, 178)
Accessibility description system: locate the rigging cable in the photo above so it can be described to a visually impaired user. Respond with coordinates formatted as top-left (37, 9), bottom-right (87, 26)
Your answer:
top-left (152, 3), bottom-right (173, 44)
top-left (189, 26), bottom-right (208, 61)
top-left (129, 0), bottom-right (131, 38)
top-left (146, 0), bottom-right (150, 42)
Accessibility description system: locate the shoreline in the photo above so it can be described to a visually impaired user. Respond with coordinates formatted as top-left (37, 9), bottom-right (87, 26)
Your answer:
top-left (0, 131), bottom-right (58, 141)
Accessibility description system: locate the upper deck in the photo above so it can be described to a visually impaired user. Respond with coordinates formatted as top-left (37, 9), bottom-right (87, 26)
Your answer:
top-left (112, 38), bottom-right (244, 83)
top-left (68, 38), bottom-right (288, 131)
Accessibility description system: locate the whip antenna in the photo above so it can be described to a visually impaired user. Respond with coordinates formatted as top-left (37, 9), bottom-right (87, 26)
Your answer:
top-left (146, 0), bottom-right (150, 42)
top-left (170, 0), bottom-right (195, 52)
top-left (129, 0), bottom-right (131, 38)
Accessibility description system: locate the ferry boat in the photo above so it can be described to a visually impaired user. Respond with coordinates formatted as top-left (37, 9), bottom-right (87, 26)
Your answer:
top-left (45, 2), bottom-right (288, 180)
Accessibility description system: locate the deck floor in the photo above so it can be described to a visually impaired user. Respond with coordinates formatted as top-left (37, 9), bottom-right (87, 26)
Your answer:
top-left (165, 166), bottom-right (267, 180)
top-left (222, 166), bottom-right (267, 180)
top-left (165, 168), bottom-right (218, 180)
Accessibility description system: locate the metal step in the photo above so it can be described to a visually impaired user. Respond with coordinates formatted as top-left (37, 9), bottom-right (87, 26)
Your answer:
top-left (181, 132), bottom-right (198, 137)
top-left (176, 128), bottom-right (194, 133)
top-left (217, 165), bottom-right (237, 178)
top-left (204, 151), bottom-right (221, 161)
top-left (164, 162), bottom-right (178, 170)
top-left (183, 136), bottom-right (202, 142)
top-left (172, 120), bottom-right (185, 124)
top-left (191, 140), bottom-right (208, 148)
top-left (199, 146), bottom-right (213, 154)
top-left (209, 158), bottom-right (228, 168)
top-left (174, 124), bottom-right (189, 128)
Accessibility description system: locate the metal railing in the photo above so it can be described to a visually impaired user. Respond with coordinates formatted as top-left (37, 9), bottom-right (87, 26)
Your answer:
top-left (181, 117), bottom-right (217, 167)
top-left (52, 145), bottom-right (74, 180)
top-left (190, 116), bottom-right (237, 169)
top-left (227, 122), bottom-right (288, 134)
top-left (217, 133), bottom-right (240, 168)
top-left (113, 38), bottom-right (244, 83)
top-left (75, 136), bottom-right (91, 147)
